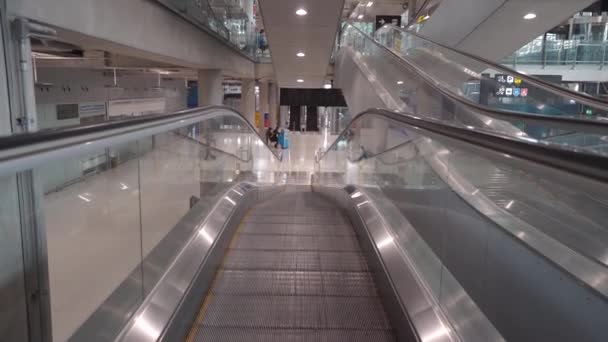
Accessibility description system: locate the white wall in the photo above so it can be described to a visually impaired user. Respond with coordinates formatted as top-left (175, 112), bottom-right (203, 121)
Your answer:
top-left (35, 68), bottom-right (187, 125)
top-left (34, 68), bottom-right (188, 192)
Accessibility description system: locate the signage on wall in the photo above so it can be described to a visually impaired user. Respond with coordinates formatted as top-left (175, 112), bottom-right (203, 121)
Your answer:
top-left (375, 15), bottom-right (402, 30)
top-left (108, 98), bottom-right (166, 117)
top-left (263, 112), bottom-right (269, 128)
top-left (254, 111), bottom-right (260, 127)
top-left (78, 102), bottom-right (106, 117)
top-left (223, 84), bottom-right (241, 95)
top-left (494, 74), bottom-right (529, 98)
top-left (56, 104), bottom-right (79, 120)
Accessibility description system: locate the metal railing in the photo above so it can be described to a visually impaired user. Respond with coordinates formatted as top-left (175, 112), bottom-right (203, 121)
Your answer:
top-left (156, 0), bottom-right (270, 62)
top-left (503, 39), bottom-right (608, 69)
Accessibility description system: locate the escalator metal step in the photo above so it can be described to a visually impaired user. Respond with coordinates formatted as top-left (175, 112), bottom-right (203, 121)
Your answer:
top-left (212, 270), bottom-right (379, 297)
top-left (231, 234), bottom-right (360, 251)
top-left (240, 222), bottom-right (355, 236)
top-left (222, 250), bottom-right (370, 272)
top-left (186, 190), bottom-right (395, 341)
top-left (244, 214), bottom-right (349, 225)
top-left (190, 327), bottom-right (395, 342)
top-left (200, 295), bottom-right (392, 330)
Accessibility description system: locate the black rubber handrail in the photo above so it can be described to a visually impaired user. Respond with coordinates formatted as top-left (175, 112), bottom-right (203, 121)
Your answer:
top-left (0, 105), bottom-right (282, 162)
top-left (318, 108), bottom-right (608, 184)
top-left (341, 23), bottom-right (608, 135)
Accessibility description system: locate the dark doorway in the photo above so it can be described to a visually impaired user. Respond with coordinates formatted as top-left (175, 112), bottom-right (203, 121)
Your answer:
top-left (289, 106), bottom-right (301, 131)
top-left (306, 106), bottom-right (318, 131)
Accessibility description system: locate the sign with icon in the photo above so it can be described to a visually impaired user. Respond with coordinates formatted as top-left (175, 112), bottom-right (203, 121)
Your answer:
top-left (513, 88), bottom-right (520, 97)
top-left (376, 15), bottom-right (402, 30)
top-left (494, 74), bottom-right (528, 98)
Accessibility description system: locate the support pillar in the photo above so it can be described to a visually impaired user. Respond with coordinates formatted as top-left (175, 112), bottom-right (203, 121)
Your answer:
top-left (197, 69), bottom-right (223, 106)
top-left (259, 81), bottom-right (269, 130)
top-left (239, 79), bottom-right (256, 127)
top-left (269, 82), bottom-right (278, 128)
top-left (3, 16), bottom-right (53, 342)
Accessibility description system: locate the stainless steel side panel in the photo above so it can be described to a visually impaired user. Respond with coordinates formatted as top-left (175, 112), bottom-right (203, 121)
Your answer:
top-left (312, 185), bottom-right (469, 342)
top-left (114, 183), bottom-right (277, 342)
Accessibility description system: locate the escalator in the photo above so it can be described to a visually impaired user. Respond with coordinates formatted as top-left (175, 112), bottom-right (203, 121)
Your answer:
top-left (335, 21), bottom-right (608, 154)
top-left (185, 188), bottom-right (395, 341)
top-left (2, 105), bottom-right (431, 342)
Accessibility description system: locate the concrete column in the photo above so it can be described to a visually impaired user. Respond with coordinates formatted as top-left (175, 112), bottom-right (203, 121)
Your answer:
top-left (259, 81), bottom-right (269, 130)
top-left (280, 106), bottom-right (289, 129)
top-left (269, 82), bottom-right (279, 128)
top-left (197, 69), bottom-right (223, 106)
top-left (239, 79), bottom-right (256, 127)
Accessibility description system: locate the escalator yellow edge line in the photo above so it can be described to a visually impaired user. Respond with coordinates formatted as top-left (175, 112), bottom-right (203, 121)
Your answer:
top-left (184, 209), bottom-right (251, 342)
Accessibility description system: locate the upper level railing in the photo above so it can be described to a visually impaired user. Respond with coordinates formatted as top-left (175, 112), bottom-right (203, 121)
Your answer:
top-left (502, 36), bottom-right (608, 69)
top-left (501, 12), bottom-right (608, 69)
top-left (156, 0), bottom-right (270, 62)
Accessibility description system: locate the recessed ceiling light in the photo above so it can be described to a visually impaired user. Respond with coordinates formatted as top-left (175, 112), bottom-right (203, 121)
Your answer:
top-left (397, 81), bottom-right (404, 85)
top-left (357, 14), bottom-right (364, 19)
top-left (296, 52), bottom-right (306, 57)
top-left (324, 83), bottom-right (332, 89)
top-left (297, 79), bottom-right (304, 83)
top-left (366, 1), bottom-right (374, 7)
top-left (523, 13), bottom-right (536, 20)
top-left (296, 8), bottom-right (307, 16)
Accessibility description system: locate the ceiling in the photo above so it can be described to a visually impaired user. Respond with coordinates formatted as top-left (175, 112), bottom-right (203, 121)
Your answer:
top-left (258, 0), bottom-right (345, 88)
top-left (343, 0), bottom-right (411, 20)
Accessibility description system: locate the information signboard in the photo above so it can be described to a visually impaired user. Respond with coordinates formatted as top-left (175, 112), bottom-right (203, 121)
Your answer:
top-left (494, 74), bottom-right (529, 98)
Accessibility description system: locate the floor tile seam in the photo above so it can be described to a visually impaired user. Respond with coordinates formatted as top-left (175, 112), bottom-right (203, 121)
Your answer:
top-left (228, 248), bottom-right (362, 252)
top-left (242, 223), bottom-right (350, 227)
top-left (222, 249), bottom-right (367, 254)
top-left (237, 232), bottom-right (356, 237)
top-left (243, 221), bottom-right (350, 226)
top-left (213, 269), bottom-right (374, 275)
top-left (205, 292), bottom-right (381, 298)
top-left (193, 326), bottom-right (393, 331)
top-left (217, 267), bottom-right (370, 272)
top-left (237, 232), bottom-right (356, 238)
top-left (193, 325), bottom-right (394, 332)
top-left (245, 212), bottom-right (344, 216)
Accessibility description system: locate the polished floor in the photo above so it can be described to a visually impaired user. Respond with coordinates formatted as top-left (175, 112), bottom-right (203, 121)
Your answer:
top-left (186, 188), bottom-right (395, 341)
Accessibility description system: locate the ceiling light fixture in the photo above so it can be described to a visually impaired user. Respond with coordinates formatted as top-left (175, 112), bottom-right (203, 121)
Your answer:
top-left (296, 8), bottom-right (307, 16)
top-left (296, 52), bottom-right (306, 57)
top-left (366, 1), bottom-right (374, 7)
top-left (324, 83), bottom-right (332, 89)
top-left (523, 13), bottom-right (536, 20)
top-left (397, 81), bottom-right (404, 85)
top-left (297, 79), bottom-right (304, 83)
top-left (357, 14), bottom-right (364, 19)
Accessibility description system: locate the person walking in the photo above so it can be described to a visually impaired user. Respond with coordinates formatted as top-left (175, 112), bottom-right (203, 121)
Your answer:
top-left (258, 29), bottom-right (268, 53)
